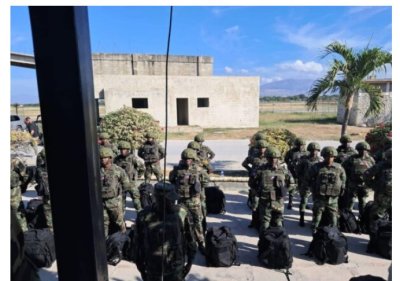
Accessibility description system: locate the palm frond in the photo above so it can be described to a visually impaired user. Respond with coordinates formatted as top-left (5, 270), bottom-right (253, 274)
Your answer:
top-left (360, 82), bottom-right (384, 117)
top-left (322, 41), bottom-right (355, 65)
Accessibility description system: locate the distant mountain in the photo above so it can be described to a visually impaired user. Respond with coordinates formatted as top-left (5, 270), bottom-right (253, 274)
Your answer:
top-left (260, 79), bottom-right (315, 97)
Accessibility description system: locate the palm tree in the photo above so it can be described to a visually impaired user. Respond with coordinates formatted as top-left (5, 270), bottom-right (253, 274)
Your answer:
top-left (306, 41), bottom-right (392, 136)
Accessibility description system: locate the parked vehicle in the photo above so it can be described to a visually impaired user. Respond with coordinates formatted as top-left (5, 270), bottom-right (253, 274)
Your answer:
top-left (11, 115), bottom-right (26, 131)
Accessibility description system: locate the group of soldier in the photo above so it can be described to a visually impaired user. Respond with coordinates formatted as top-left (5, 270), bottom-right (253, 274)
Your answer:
top-left (242, 133), bottom-right (392, 235)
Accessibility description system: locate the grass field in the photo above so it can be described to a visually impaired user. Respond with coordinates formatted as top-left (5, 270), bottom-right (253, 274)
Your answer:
top-left (11, 103), bottom-right (370, 141)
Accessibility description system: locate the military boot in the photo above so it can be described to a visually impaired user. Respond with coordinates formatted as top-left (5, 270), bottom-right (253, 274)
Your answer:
top-left (299, 211), bottom-right (305, 227)
top-left (287, 195), bottom-right (293, 210)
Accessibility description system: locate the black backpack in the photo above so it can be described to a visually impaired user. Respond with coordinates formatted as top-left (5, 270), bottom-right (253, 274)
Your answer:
top-left (374, 220), bottom-right (391, 260)
top-left (25, 199), bottom-right (47, 229)
top-left (308, 226), bottom-right (348, 265)
top-left (106, 231), bottom-right (131, 266)
top-left (24, 228), bottom-right (56, 268)
top-left (349, 275), bottom-right (386, 281)
top-left (339, 210), bottom-right (361, 234)
top-left (360, 201), bottom-right (375, 234)
top-left (205, 226), bottom-right (239, 267)
top-left (205, 186), bottom-right (226, 214)
top-left (139, 183), bottom-right (154, 209)
top-left (258, 227), bottom-right (293, 269)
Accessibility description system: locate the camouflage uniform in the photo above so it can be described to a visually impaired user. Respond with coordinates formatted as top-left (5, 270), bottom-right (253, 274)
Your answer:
top-left (134, 183), bottom-right (197, 281)
top-left (138, 134), bottom-right (165, 183)
top-left (295, 142), bottom-right (323, 226)
top-left (335, 135), bottom-right (357, 164)
top-left (194, 134), bottom-right (215, 173)
top-left (169, 149), bottom-right (207, 252)
top-left (10, 157), bottom-right (28, 232)
top-left (114, 141), bottom-right (144, 215)
top-left (255, 147), bottom-right (295, 233)
top-left (100, 147), bottom-right (129, 236)
top-left (98, 132), bottom-right (119, 157)
top-left (342, 142), bottom-right (375, 217)
top-left (246, 132), bottom-right (266, 159)
top-left (305, 146), bottom-right (346, 231)
top-left (35, 149), bottom-right (53, 231)
top-left (284, 137), bottom-right (308, 209)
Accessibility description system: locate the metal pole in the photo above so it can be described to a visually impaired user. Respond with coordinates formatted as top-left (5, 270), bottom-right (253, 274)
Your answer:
top-left (29, 7), bottom-right (108, 281)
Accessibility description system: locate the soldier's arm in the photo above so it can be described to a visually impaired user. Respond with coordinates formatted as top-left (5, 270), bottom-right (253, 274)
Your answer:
top-left (199, 170), bottom-right (209, 187)
top-left (339, 166), bottom-right (347, 196)
top-left (158, 145), bottom-right (165, 160)
top-left (168, 168), bottom-right (177, 184)
top-left (206, 146), bottom-right (215, 160)
top-left (137, 147), bottom-right (145, 159)
top-left (285, 170), bottom-right (296, 189)
top-left (363, 164), bottom-right (380, 189)
top-left (304, 165), bottom-right (316, 194)
top-left (241, 157), bottom-right (252, 172)
top-left (134, 158), bottom-right (145, 178)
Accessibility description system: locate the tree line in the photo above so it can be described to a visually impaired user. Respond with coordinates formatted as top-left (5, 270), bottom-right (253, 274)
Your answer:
top-left (260, 94), bottom-right (338, 103)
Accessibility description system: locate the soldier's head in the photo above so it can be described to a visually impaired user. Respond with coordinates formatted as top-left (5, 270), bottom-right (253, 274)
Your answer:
top-left (340, 135), bottom-right (352, 147)
top-left (98, 132), bottom-right (110, 145)
top-left (321, 146), bottom-right (337, 165)
top-left (383, 148), bottom-right (392, 165)
top-left (307, 142), bottom-right (321, 157)
top-left (187, 141), bottom-right (201, 151)
top-left (254, 132), bottom-right (265, 141)
top-left (255, 140), bottom-right (269, 155)
top-left (265, 147), bottom-right (281, 166)
top-left (153, 182), bottom-right (179, 214)
top-left (118, 141), bottom-right (131, 156)
top-left (144, 132), bottom-right (155, 143)
top-left (355, 141), bottom-right (370, 156)
top-left (24, 116), bottom-right (32, 125)
top-left (181, 148), bottom-right (197, 167)
top-left (194, 134), bottom-right (205, 143)
top-left (294, 137), bottom-right (306, 151)
top-left (99, 147), bottom-right (113, 167)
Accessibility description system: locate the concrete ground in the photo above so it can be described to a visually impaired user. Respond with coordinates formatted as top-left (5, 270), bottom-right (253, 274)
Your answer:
top-left (22, 139), bottom-right (391, 281)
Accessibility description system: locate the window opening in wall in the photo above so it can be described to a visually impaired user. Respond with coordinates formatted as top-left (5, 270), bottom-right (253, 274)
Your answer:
top-left (132, 98), bottom-right (148, 108)
top-left (197, 97), bottom-right (209, 108)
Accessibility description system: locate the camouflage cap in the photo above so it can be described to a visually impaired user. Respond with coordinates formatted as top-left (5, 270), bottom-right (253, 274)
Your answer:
top-left (181, 148), bottom-right (197, 160)
top-left (294, 137), bottom-right (306, 146)
top-left (307, 142), bottom-right (321, 151)
top-left (254, 132), bottom-right (266, 141)
top-left (355, 141), bottom-right (370, 151)
top-left (99, 132), bottom-right (110, 139)
top-left (194, 134), bottom-right (205, 142)
top-left (118, 141), bottom-right (131, 150)
top-left (99, 147), bottom-right (114, 158)
top-left (255, 140), bottom-right (269, 149)
top-left (340, 135), bottom-right (352, 143)
top-left (321, 146), bottom-right (338, 157)
top-left (265, 147), bottom-right (281, 158)
top-left (187, 141), bottom-right (201, 150)
top-left (154, 182), bottom-right (179, 201)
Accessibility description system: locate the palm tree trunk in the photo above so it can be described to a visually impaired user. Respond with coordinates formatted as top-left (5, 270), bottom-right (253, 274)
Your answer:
top-left (341, 93), bottom-right (355, 136)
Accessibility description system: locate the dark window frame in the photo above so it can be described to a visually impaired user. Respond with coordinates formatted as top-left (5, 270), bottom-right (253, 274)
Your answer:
top-left (197, 97), bottom-right (209, 108)
top-left (132, 98), bottom-right (149, 108)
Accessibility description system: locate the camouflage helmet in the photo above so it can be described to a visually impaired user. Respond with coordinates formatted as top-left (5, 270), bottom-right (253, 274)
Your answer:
top-left (99, 147), bottom-right (114, 158)
top-left (118, 141), bottom-right (131, 150)
top-left (254, 132), bottom-right (265, 141)
top-left (265, 147), bottom-right (281, 158)
top-left (181, 148), bottom-right (197, 160)
top-left (383, 148), bottom-right (392, 161)
top-left (194, 134), bottom-right (205, 142)
top-left (321, 146), bottom-right (338, 158)
top-left (99, 132), bottom-right (110, 139)
top-left (340, 135), bottom-right (352, 143)
top-left (144, 132), bottom-right (155, 139)
top-left (307, 142), bottom-right (321, 152)
top-left (255, 140), bottom-right (269, 149)
top-left (154, 182), bottom-right (179, 201)
top-left (355, 141), bottom-right (370, 151)
top-left (294, 137), bottom-right (306, 146)
top-left (187, 141), bottom-right (201, 150)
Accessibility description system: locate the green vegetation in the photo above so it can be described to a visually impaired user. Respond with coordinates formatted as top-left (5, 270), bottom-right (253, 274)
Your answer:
top-left (260, 94), bottom-right (338, 102)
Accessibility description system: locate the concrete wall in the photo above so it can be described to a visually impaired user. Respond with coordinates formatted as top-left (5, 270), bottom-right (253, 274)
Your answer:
top-left (337, 81), bottom-right (392, 126)
top-left (92, 53), bottom-right (213, 76)
top-left (94, 75), bottom-right (259, 128)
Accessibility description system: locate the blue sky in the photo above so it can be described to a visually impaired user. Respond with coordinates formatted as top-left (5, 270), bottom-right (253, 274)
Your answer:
top-left (11, 6), bottom-right (392, 103)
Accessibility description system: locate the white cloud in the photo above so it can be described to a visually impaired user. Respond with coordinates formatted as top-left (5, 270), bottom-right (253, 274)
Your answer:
top-left (278, 60), bottom-right (323, 73)
top-left (225, 25), bottom-right (239, 34)
top-left (240, 69), bottom-right (249, 74)
top-left (261, 77), bottom-right (283, 84)
top-left (224, 66), bottom-right (233, 73)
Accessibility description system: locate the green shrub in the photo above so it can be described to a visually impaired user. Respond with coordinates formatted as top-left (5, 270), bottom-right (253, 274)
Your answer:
top-left (251, 128), bottom-right (297, 156)
top-left (365, 122), bottom-right (392, 154)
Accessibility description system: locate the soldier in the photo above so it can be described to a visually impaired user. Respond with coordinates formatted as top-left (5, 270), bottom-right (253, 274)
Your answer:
top-left (305, 146), bottom-right (346, 233)
top-left (336, 135), bottom-right (357, 164)
top-left (10, 157), bottom-right (28, 232)
top-left (98, 132), bottom-right (119, 157)
top-left (342, 141), bottom-right (375, 217)
top-left (99, 147), bottom-right (129, 236)
top-left (169, 148), bottom-right (207, 254)
top-left (194, 134), bottom-right (215, 173)
top-left (255, 147), bottom-right (295, 233)
top-left (35, 149), bottom-right (53, 231)
top-left (247, 132), bottom-right (266, 159)
top-left (138, 132), bottom-right (165, 183)
top-left (242, 140), bottom-right (269, 228)
top-left (295, 142), bottom-right (323, 227)
top-left (284, 137), bottom-right (308, 209)
top-left (134, 182), bottom-right (197, 281)
top-left (113, 141), bottom-right (144, 216)
top-left (373, 136), bottom-right (391, 162)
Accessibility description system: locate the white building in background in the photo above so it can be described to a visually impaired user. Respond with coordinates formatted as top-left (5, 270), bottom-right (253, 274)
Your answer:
top-left (93, 53), bottom-right (259, 128)
top-left (337, 78), bottom-right (392, 126)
